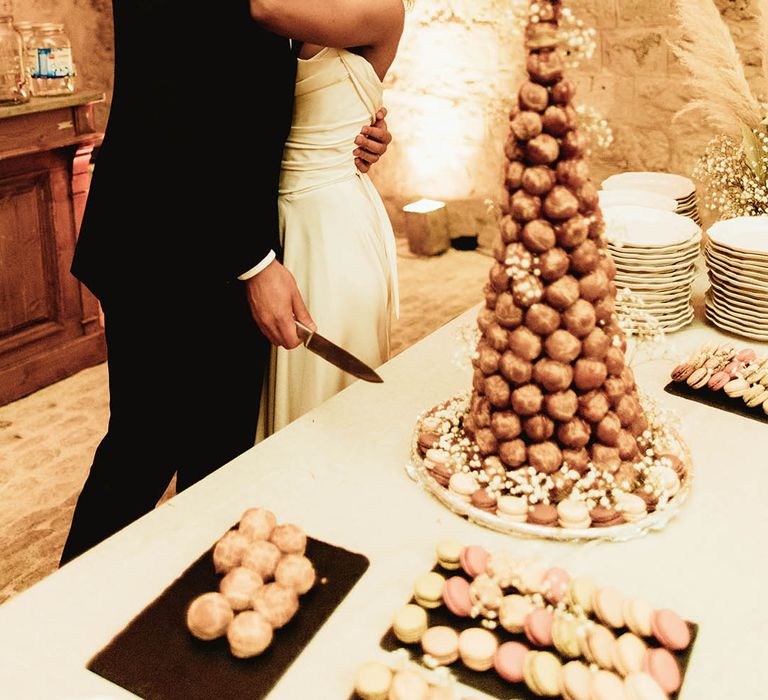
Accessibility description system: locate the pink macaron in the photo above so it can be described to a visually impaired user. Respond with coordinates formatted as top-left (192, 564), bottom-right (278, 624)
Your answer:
top-left (651, 608), bottom-right (691, 651)
top-left (707, 370), bottom-right (731, 391)
top-left (443, 576), bottom-right (473, 617)
top-left (643, 647), bottom-right (681, 694)
top-left (724, 360), bottom-right (742, 377)
top-left (524, 607), bottom-right (554, 648)
top-left (542, 567), bottom-right (571, 604)
top-left (494, 641), bottom-right (529, 683)
top-left (460, 545), bottom-right (489, 578)
top-left (736, 348), bottom-right (757, 362)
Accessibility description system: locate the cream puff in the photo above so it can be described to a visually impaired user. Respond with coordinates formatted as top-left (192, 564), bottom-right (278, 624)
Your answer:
top-left (509, 326), bottom-right (543, 361)
top-left (573, 359), bottom-right (608, 392)
top-left (500, 351), bottom-right (534, 385)
top-left (524, 414), bottom-right (555, 442)
top-left (187, 592), bottom-right (234, 641)
top-left (511, 190), bottom-right (542, 222)
top-left (556, 215), bottom-right (589, 248)
top-left (525, 302), bottom-right (561, 336)
top-left (491, 410), bottom-right (522, 441)
top-left (578, 389), bottom-right (610, 423)
top-left (544, 329), bottom-right (582, 363)
top-left (539, 247), bottom-right (571, 282)
top-left (543, 185), bottom-right (580, 221)
top-left (526, 134), bottom-right (560, 165)
top-left (569, 239), bottom-right (600, 275)
top-left (499, 439), bottom-right (527, 468)
top-left (495, 292), bottom-right (524, 329)
top-left (557, 417), bottom-right (591, 449)
top-left (522, 166), bottom-right (557, 196)
top-left (511, 384), bottom-right (544, 416)
top-left (563, 298), bottom-right (597, 338)
top-left (519, 81), bottom-right (550, 112)
top-left (534, 358), bottom-right (573, 392)
top-left (511, 111), bottom-right (544, 141)
top-left (545, 275), bottom-right (580, 310)
top-left (544, 389), bottom-right (578, 421)
top-left (528, 441), bottom-right (563, 475)
top-left (485, 374), bottom-right (512, 408)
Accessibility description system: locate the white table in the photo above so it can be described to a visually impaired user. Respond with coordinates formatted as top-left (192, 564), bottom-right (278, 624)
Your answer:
top-left (1, 292), bottom-right (767, 699)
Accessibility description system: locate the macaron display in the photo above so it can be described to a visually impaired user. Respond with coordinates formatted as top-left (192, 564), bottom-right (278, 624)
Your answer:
top-left (414, 572), bottom-right (446, 609)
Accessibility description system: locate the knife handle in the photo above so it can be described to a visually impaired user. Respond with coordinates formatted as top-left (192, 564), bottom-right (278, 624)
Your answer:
top-left (295, 320), bottom-right (314, 345)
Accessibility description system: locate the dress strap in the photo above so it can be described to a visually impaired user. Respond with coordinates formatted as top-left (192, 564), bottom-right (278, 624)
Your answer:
top-left (336, 49), bottom-right (380, 122)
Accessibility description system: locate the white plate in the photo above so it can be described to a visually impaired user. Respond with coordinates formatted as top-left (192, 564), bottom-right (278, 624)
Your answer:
top-left (603, 207), bottom-right (701, 247)
top-left (706, 291), bottom-right (768, 324)
top-left (705, 246), bottom-right (768, 275)
top-left (707, 281), bottom-right (768, 310)
top-left (608, 240), bottom-right (701, 258)
top-left (706, 216), bottom-right (768, 254)
top-left (707, 267), bottom-right (768, 294)
top-left (602, 171), bottom-right (696, 200)
top-left (610, 253), bottom-right (699, 270)
top-left (616, 269), bottom-right (697, 285)
top-left (705, 305), bottom-right (768, 341)
top-left (707, 240), bottom-right (768, 264)
top-left (598, 189), bottom-right (678, 212)
top-left (705, 253), bottom-right (768, 286)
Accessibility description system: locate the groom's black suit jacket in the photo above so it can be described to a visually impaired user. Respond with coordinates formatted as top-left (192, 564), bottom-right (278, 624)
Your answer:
top-left (72, 1), bottom-right (297, 300)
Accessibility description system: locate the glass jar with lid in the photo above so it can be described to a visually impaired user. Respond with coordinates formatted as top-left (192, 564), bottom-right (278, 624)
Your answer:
top-left (13, 19), bottom-right (34, 80)
top-left (29, 22), bottom-right (74, 96)
top-left (0, 12), bottom-right (29, 104)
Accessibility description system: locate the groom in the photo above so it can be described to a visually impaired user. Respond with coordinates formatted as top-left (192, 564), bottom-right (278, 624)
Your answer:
top-left (60, 3), bottom-right (392, 565)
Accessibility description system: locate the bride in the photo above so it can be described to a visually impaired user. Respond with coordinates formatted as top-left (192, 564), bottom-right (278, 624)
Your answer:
top-left (250, 0), bottom-right (409, 436)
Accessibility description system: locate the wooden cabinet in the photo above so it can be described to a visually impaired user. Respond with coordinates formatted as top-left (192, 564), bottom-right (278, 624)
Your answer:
top-left (0, 92), bottom-right (106, 405)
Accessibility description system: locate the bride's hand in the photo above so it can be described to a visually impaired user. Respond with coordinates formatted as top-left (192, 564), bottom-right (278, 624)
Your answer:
top-left (354, 107), bottom-right (392, 173)
top-left (244, 260), bottom-right (316, 348)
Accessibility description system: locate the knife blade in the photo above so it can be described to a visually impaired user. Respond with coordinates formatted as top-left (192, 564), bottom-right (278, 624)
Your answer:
top-left (295, 321), bottom-right (383, 383)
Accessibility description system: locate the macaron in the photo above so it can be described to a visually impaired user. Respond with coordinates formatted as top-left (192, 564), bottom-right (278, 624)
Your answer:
top-left (523, 650), bottom-right (563, 698)
top-left (414, 572), bottom-right (446, 609)
top-left (669, 362), bottom-right (694, 382)
top-left (471, 488), bottom-right (498, 513)
top-left (525, 607), bottom-right (555, 648)
top-left (623, 598), bottom-right (654, 637)
top-left (424, 448), bottom-right (451, 469)
top-left (612, 632), bottom-right (648, 676)
top-left (650, 608), bottom-right (690, 651)
top-left (623, 672), bottom-right (668, 700)
top-left (528, 503), bottom-right (559, 527)
top-left (560, 660), bottom-right (592, 700)
top-left (581, 623), bottom-right (617, 671)
top-left (388, 670), bottom-right (429, 700)
top-left (497, 494), bottom-right (530, 523)
top-left (458, 627), bottom-right (499, 672)
top-left (459, 545), bottom-right (489, 577)
top-left (643, 647), bottom-right (681, 694)
top-left (435, 538), bottom-right (463, 571)
top-left (392, 604), bottom-right (428, 644)
top-left (499, 594), bottom-right (535, 634)
top-left (723, 360), bottom-right (742, 377)
top-left (420, 415), bottom-right (442, 433)
top-left (420, 625), bottom-right (460, 666)
top-left (593, 586), bottom-right (626, 629)
top-left (736, 347), bottom-right (757, 362)
top-left (557, 499), bottom-right (592, 529)
top-left (448, 472), bottom-right (477, 502)
top-left (707, 370), bottom-right (731, 391)
top-left (614, 493), bottom-right (647, 523)
top-left (724, 377), bottom-right (749, 398)
top-left (685, 366), bottom-right (710, 389)
top-left (353, 660), bottom-right (392, 700)
top-left (568, 576), bottom-right (598, 615)
top-left (589, 505), bottom-right (624, 528)
top-left (494, 641), bottom-right (530, 683)
top-left (746, 386), bottom-right (768, 408)
top-left (443, 576), bottom-right (473, 617)
top-left (551, 614), bottom-right (582, 660)
top-left (590, 670), bottom-right (626, 700)
top-left (418, 431), bottom-right (441, 452)
top-left (542, 567), bottom-right (571, 603)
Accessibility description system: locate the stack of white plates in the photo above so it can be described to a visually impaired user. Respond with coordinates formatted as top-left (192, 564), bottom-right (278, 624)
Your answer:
top-left (602, 205), bottom-right (702, 332)
top-left (704, 216), bottom-right (768, 340)
top-left (598, 188), bottom-right (678, 212)
top-left (602, 171), bottom-right (701, 226)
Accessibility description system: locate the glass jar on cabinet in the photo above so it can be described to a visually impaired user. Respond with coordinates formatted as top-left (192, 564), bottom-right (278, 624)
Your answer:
top-left (0, 14), bottom-right (29, 104)
top-left (29, 22), bottom-right (74, 96)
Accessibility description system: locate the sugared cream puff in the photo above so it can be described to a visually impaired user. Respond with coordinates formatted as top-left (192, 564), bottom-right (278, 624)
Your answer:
top-left (239, 508), bottom-right (277, 542)
top-left (544, 389), bottom-right (578, 421)
top-left (511, 384), bottom-right (544, 416)
top-left (513, 273), bottom-right (545, 308)
top-left (563, 299), bottom-right (597, 338)
top-left (534, 358), bottom-right (573, 392)
top-left (252, 582), bottom-right (299, 629)
top-left (500, 351), bottom-right (534, 386)
top-left (509, 326), bottom-right (543, 361)
top-left (270, 523), bottom-right (307, 556)
top-left (227, 611), bottom-right (273, 658)
top-left (539, 247), bottom-right (570, 282)
top-left (528, 441), bottom-right (563, 474)
top-left (187, 592), bottom-right (234, 641)
top-left (526, 302), bottom-right (562, 336)
top-left (543, 186), bottom-right (580, 221)
top-left (545, 275), bottom-right (580, 310)
top-left (545, 329), bottom-right (582, 363)
top-left (573, 359), bottom-right (608, 392)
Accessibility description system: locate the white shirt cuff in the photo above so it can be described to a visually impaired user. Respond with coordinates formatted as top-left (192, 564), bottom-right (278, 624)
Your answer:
top-left (237, 250), bottom-right (276, 281)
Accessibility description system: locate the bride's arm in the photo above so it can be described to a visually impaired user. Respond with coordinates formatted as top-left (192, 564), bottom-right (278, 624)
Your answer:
top-left (249, 0), bottom-right (404, 49)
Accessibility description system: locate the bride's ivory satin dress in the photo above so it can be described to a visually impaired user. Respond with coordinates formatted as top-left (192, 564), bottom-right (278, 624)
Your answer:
top-left (257, 47), bottom-right (400, 438)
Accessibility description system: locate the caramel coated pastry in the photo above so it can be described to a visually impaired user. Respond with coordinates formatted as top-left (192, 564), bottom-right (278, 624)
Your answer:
top-left (573, 358), bottom-right (608, 392)
top-left (509, 326), bottom-right (543, 361)
top-left (472, 368), bottom-right (485, 394)
top-left (563, 299), bottom-right (597, 338)
top-left (492, 237), bottom-right (507, 264)
top-left (594, 295), bottom-right (616, 325)
top-left (629, 413), bottom-right (649, 438)
top-left (500, 214), bottom-right (521, 244)
top-left (499, 439), bottom-right (527, 468)
top-left (477, 306), bottom-right (496, 333)
top-left (526, 134), bottom-right (560, 165)
top-left (615, 394), bottom-right (641, 427)
top-left (557, 417), bottom-right (592, 449)
top-left (539, 247), bottom-right (570, 282)
top-left (511, 383), bottom-right (544, 416)
top-left (578, 389), bottom-right (610, 423)
top-left (598, 252), bottom-right (616, 280)
top-left (534, 358), bottom-right (573, 392)
top-left (475, 427), bottom-right (499, 455)
top-left (579, 269), bottom-right (609, 302)
top-left (508, 98), bottom-right (519, 120)
top-left (521, 219), bottom-right (556, 253)
top-left (569, 239), bottom-right (601, 275)
top-left (239, 508), bottom-right (277, 542)
top-left (544, 389), bottom-right (579, 421)
top-left (186, 592), bottom-right (234, 641)
top-left (495, 292), bottom-right (524, 329)
top-left (275, 554), bottom-right (317, 595)
top-left (551, 78), bottom-right (576, 104)
top-left (591, 444), bottom-right (621, 471)
top-left (512, 272), bottom-right (545, 308)
top-left (220, 566), bottom-right (264, 612)
top-left (491, 410), bottom-right (523, 441)
top-left (582, 327), bottom-right (610, 359)
top-left (527, 21), bottom-right (559, 50)
top-left (576, 181), bottom-right (600, 215)
top-left (604, 322), bottom-right (627, 353)
top-left (556, 158), bottom-right (590, 188)
top-left (524, 414), bottom-right (556, 442)
top-left (504, 133), bottom-right (525, 161)
top-left (595, 412), bottom-right (621, 446)
top-left (489, 261), bottom-right (510, 294)
top-left (543, 185), bottom-right (580, 221)
top-left (500, 350), bottom-right (534, 386)
top-left (213, 529), bottom-right (251, 575)
top-left (511, 110), bottom-right (544, 141)
top-left (542, 105), bottom-right (571, 136)
top-left (519, 80), bottom-right (550, 112)
top-left (471, 394), bottom-right (492, 428)
top-left (522, 166), bottom-right (557, 196)
top-left (270, 523), bottom-right (307, 556)
top-left (560, 129), bottom-right (589, 159)
top-left (545, 275), bottom-right (580, 310)
top-left (477, 343), bottom-right (501, 375)
top-left (253, 582), bottom-right (300, 629)
top-left (227, 611), bottom-right (273, 659)
top-left (528, 441), bottom-right (564, 475)
top-left (563, 447), bottom-right (589, 474)
top-left (527, 49), bottom-right (564, 85)
top-left (525, 303), bottom-right (561, 336)
top-left (545, 329), bottom-right (582, 363)
top-left (505, 162), bottom-right (525, 193)
top-left (486, 322), bottom-right (510, 352)
top-left (485, 374), bottom-right (512, 409)
top-left (556, 215), bottom-right (590, 249)
top-left (617, 430), bottom-right (639, 460)
top-left (511, 189), bottom-right (542, 222)
top-left (604, 346), bottom-right (626, 376)
top-left (483, 284), bottom-right (499, 310)
top-left (603, 376), bottom-right (626, 406)
top-left (621, 366), bottom-right (636, 392)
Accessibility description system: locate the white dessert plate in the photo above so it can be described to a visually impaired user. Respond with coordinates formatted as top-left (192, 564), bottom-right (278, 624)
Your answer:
top-left (705, 305), bottom-right (768, 341)
top-left (705, 253), bottom-right (768, 286)
top-left (706, 216), bottom-right (768, 255)
top-left (705, 246), bottom-right (768, 276)
top-left (707, 267), bottom-right (768, 294)
top-left (707, 240), bottom-right (768, 264)
top-left (602, 172), bottom-right (696, 200)
top-left (598, 189), bottom-right (678, 212)
top-left (707, 283), bottom-right (768, 311)
top-left (706, 291), bottom-right (768, 324)
top-left (603, 206), bottom-right (700, 247)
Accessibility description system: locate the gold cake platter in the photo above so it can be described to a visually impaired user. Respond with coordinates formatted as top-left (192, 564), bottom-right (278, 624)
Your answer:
top-left (405, 390), bottom-right (693, 543)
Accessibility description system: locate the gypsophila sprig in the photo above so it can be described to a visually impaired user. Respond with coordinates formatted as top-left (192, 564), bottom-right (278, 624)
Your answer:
top-left (575, 104), bottom-right (614, 151)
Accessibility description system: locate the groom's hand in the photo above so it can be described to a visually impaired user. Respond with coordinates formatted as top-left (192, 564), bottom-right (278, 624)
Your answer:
top-left (354, 107), bottom-right (392, 173)
top-left (244, 260), bottom-right (316, 348)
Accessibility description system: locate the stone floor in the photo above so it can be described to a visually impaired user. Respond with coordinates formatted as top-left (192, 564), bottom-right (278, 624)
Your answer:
top-left (0, 237), bottom-right (491, 605)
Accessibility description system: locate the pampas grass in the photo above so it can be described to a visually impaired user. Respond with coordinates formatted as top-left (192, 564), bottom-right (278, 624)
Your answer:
top-left (670, 0), bottom-right (763, 134)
